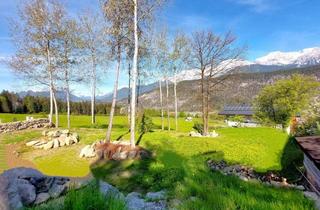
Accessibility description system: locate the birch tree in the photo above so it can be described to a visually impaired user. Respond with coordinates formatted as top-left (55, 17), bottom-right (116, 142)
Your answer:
top-left (9, 0), bottom-right (65, 128)
top-left (130, 0), bottom-right (165, 147)
top-left (104, 0), bottom-right (133, 142)
top-left (153, 29), bottom-right (169, 131)
top-left (169, 32), bottom-right (190, 131)
top-left (57, 18), bottom-right (81, 129)
top-left (78, 9), bottom-right (106, 125)
top-left (190, 30), bottom-right (244, 135)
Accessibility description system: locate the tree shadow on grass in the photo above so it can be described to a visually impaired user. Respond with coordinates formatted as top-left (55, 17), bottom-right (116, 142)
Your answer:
top-left (279, 136), bottom-right (304, 182)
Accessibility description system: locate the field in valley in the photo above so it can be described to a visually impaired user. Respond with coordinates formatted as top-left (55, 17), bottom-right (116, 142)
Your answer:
top-left (0, 113), bottom-right (314, 209)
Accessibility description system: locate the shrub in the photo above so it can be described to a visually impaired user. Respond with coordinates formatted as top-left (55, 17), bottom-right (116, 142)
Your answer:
top-left (179, 112), bottom-right (186, 118)
top-left (143, 108), bottom-right (161, 117)
top-left (193, 122), bottom-right (204, 134)
top-left (139, 113), bottom-right (154, 134)
top-left (228, 115), bottom-right (245, 123)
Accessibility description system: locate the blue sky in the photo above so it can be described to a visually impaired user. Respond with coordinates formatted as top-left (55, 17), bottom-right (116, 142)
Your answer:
top-left (1, 0), bottom-right (320, 95)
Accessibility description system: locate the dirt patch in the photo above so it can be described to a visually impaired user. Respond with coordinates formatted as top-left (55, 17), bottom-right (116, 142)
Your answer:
top-left (5, 143), bottom-right (36, 169)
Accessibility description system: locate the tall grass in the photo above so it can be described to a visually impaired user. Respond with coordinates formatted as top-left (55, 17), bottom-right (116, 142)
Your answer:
top-left (28, 182), bottom-right (127, 210)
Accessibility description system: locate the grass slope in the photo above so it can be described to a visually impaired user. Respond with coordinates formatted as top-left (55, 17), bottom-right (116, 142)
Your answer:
top-left (0, 113), bottom-right (314, 209)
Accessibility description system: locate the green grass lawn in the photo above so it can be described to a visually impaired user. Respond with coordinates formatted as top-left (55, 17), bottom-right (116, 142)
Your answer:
top-left (0, 113), bottom-right (314, 209)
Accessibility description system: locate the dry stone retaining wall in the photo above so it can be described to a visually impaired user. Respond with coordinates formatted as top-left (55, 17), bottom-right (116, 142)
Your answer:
top-left (0, 119), bottom-right (52, 134)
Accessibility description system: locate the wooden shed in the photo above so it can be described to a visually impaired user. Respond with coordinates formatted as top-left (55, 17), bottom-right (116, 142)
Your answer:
top-left (296, 136), bottom-right (320, 194)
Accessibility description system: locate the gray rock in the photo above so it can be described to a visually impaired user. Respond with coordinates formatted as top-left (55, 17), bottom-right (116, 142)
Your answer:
top-left (0, 176), bottom-right (12, 210)
top-left (65, 136), bottom-right (74, 146)
top-left (16, 179), bottom-right (36, 206)
top-left (34, 193), bottom-right (50, 205)
top-left (44, 141), bottom-right (54, 150)
top-left (79, 145), bottom-right (96, 158)
top-left (304, 191), bottom-right (320, 210)
top-left (146, 191), bottom-right (166, 201)
top-left (126, 192), bottom-right (146, 210)
top-left (42, 130), bottom-right (48, 136)
top-left (47, 130), bottom-right (61, 138)
top-left (99, 181), bottom-right (124, 200)
top-left (49, 184), bottom-right (67, 198)
top-left (58, 136), bottom-right (66, 147)
top-left (53, 139), bottom-right (60, 148)
top-left (26, 140), bottom-right (40, 147)
top-left (144, 200), bottom-right (167, 210)
top-left (126, 192), bottom-right (167, 210)
top-left (61, 130), bottom-right (69, 135)
top-left (2, 167), bottom-right (43, 180)
top-left (112, 151), bottom-right (128, 160)
top-left (128, 150), bottom-right (137, 159)
top-left (293, 185), bottom-right (305, 191)
top-left (239, 176), bottom-right (249, 182)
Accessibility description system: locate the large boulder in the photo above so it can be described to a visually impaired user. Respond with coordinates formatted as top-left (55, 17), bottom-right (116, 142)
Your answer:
top-left (34, 193), bottom-right (50, 205)
top-left (16, 179), bottom-right (36, 206)
top-left (0, 168), bottom-right (71, 210)
top-left (126, 192), bottom-right (166, 210)
top-left (49, 183), bottom-right (67, 198)
top-left (53, 139), bottom-right (60, 149)
top-left (99, 181), bottom-right (124, 200)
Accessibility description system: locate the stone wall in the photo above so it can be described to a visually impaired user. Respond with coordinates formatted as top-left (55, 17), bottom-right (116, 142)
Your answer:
top-left (0, 119), bottom-right (52, 134)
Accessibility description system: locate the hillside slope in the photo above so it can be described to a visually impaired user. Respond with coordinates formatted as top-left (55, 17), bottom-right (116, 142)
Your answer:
top-left (130, 65), bottom-right (320, 112)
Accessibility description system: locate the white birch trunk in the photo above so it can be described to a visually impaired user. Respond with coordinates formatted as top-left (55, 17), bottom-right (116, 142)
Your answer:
top-left (166, 79), bottom-right (170, 131)
top-left (52, 89), bottom-right (59, 128)
top-left (130, 0), bottom-right (138, 148)
top-left (106, 52), bottom-right (121, 142)
top-left (49, 78), bottom-right (53, 126)
top-left (91, 59), bottom-right (96, 125)
top-left (174, 76), bottom-right (178, 131)
top-left (159, 80), bottom-right (164, 130)
top-left (47, 41), bottom-right (53, 126)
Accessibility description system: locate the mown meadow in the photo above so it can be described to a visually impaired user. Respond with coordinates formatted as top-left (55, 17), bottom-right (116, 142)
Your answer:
top-left (0, 113), bottom-right (315, 209)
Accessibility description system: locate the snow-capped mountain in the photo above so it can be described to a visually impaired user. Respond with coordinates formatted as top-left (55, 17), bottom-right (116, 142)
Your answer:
top-left (256, 47), bottom-right (320, 66)
top-left (172, 47), bottom-right (320, 82)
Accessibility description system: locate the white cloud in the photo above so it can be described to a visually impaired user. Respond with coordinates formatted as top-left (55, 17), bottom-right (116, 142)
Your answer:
top-left (230, 0), bottom-right (271, 12)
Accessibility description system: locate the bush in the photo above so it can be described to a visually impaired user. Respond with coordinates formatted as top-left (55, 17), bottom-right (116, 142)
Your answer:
top-left (179, 112), bottom-right (186, 118)
top-left (139, 113), bottom-right (154, 134)
top-left (228, 115), bottom-right (244, 123)
top-left (193, 122), bottom-right (204, 134)
top-left (143, 109), bottom-right (161, 117)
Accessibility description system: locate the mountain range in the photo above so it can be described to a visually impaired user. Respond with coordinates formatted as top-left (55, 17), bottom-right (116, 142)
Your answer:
top-left (14, 47), bottom-right (320, 103)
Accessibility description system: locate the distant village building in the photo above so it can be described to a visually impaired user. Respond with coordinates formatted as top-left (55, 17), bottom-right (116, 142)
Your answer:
top-left (218, 105), bottom-right (254, 120)
top-left (296, 136), bottom-right (320, 194)
top-left (218, 105), bottom-right (257, 127)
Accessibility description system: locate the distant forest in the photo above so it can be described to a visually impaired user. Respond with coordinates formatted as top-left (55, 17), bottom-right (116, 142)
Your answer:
top-left (0, 90), bottom-right (121, 115)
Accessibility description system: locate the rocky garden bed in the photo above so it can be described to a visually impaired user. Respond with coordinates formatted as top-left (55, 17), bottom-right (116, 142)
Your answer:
top-left (189, 130), bottom-right (219, 138)
top-left (25, 130), bottom-right (79, 150)
top-left (0, 167), bottom-right (168, 210)
top-left (80, 140), bottom-right (150, 161)
top-left (0, 118), bottom-right (52, 134)
top-left (207, 160), bottom-right (305, 190)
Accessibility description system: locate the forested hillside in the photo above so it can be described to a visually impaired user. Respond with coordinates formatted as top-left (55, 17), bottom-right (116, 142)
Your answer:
top-left (132, 65), bottom-right (320, 112)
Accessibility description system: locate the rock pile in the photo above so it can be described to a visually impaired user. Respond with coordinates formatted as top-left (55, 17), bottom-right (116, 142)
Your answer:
top-left (0, 119), bottom-right (52, 134)
top-left (0, 168), bottom-right (71, 210)
top-left (207, 160), bottom-right (305, 190)
top-left (80, 141), bottom-right (150, 160)
top-left (26, 130), bottom-right (79, 150)
top-left (189, 130), bottom-right (219, 138)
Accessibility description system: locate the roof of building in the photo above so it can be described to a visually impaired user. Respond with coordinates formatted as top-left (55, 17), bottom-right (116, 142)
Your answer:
top-left (218, 105), bottom-right (254, 116)
top-left (296, 136), bottom-right (320, 168)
